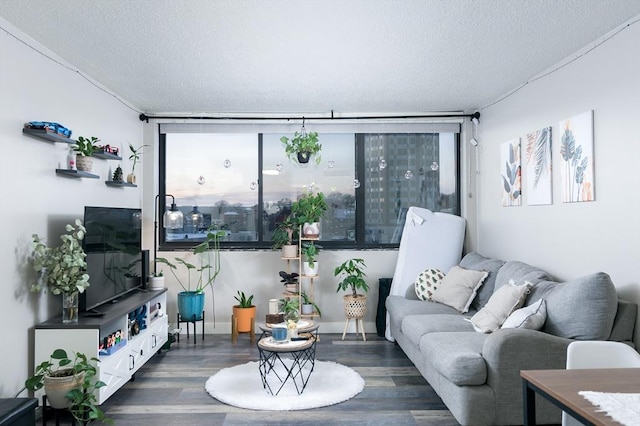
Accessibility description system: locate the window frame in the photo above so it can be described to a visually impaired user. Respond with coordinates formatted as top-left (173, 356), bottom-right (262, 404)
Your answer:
top-left (157, 128), bottom-right (461, 252)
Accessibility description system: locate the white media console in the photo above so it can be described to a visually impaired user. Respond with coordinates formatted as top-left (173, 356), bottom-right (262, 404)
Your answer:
top-left (34, 289), bottom-right (168, 404)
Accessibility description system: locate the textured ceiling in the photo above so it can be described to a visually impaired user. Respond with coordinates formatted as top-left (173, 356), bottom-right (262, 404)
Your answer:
top-left (1, 0), bottom-right (639, 115)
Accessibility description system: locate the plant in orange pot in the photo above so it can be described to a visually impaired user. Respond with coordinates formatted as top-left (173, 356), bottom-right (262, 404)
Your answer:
top-left (232, 291), bottom-right (255, 333)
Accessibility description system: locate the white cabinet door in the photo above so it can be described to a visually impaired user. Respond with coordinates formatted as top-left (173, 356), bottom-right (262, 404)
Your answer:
top-left (98, 352), bottom-right (132, 403)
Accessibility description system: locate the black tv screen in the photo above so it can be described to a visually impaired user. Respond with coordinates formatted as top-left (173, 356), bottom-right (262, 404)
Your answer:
top-left (81, 206), bottom-right (144, 312)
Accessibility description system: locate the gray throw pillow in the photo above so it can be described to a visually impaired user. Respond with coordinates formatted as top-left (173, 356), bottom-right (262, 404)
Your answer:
top-left (432, 266), bottom-right (489, 313)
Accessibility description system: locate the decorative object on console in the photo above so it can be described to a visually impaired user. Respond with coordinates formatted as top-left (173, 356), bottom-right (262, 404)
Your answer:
top-left (430, 266), bottom-right (489, 313)
top-left (415, 267), bottom-right (446, 301)
top-left (22, 348), bottom-right (109, 424)
top-left (74, 136), bottom-right (100, 172)
top-left (31, 219), bottom-right (90, 324)
top-left (127, 142), bottom-right (149, 184)
top-left (280, 118), bottom-right (322, 164)
top-left (334, 258), bottom-right (369, 341)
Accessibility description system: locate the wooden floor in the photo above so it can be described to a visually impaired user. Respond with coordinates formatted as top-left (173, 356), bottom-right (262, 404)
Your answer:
top-left (97, 332), bottom-right (459, 426)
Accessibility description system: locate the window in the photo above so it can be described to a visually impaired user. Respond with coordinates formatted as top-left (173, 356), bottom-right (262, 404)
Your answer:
top-left (159, 123), bottom-right (460, 250)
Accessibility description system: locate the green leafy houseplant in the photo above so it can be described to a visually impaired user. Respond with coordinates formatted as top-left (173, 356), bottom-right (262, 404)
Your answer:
top-left (74, 136), bottom-right (100, 156)
top-left (31, 219), bottom-right (90, 296)
top-left (280, 130), bottom-right (322, 164)
top-left (128, 142), bottom-right (149, 176)
top-left (271, 216), bottom-right (298, 249)
top-left (156, 227), bottom-right (224, 293)
top-left (23, 349), bottom-right (110, 424)
top-left (301, 291), bottom-right (322, 317)
top-left (301, 242), bottom-right (321, 268)
top-left (334, 258), bottom-right (369, 298)
top-left (291, 191), bottom-right (328, 225)
top-left (279, 297), bottom-right (299, 321)
top-left (234, 291), bottom-right (254, 308)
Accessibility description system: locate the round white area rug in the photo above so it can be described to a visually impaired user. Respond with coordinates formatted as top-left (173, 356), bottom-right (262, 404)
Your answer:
top-left (205, 360), bottom-right (364, 410)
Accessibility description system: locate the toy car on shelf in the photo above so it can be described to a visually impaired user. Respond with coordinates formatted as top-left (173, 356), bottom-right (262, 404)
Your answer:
top-left (24, 121), bottom-right (72, 138)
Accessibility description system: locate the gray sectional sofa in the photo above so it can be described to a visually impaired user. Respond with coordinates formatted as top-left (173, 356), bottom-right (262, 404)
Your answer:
top-left (386, 252), bottom-right (638, 426)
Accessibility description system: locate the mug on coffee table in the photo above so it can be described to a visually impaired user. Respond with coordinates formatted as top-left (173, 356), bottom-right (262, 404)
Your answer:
top-left (271, 326), bottom-right (287, 342)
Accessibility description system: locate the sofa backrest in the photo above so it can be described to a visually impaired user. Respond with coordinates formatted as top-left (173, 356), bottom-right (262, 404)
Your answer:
top-left (527, 272), bottom-right (618, 340)
top-left (494, 260), bottom-right (554, 290)
top-left (459, 252), bottom-right (505, 311)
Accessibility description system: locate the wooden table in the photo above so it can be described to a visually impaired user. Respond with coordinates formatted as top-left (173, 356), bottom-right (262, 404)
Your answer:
top-left (521, 368), bottom-right (640, 426)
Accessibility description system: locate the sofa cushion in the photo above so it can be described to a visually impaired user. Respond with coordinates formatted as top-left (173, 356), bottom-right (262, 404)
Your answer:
top-left (494, 260), bottom-right (554, 291)
top-left (527, 272), bottom-right (617, 340)
top-left (469, 280), bottom-right (531, 333)
top-left (459, 252), bottom-right (506, 311)
top-left (386, 295), bottom-right (462, 331)
top-left (401, 314), bottom-right (474, 347)
top-left (420, 332), bottom-right (489, 386)
top-left (432, 266), bottom-right (489, 313)
top-left (502, 298), bottom-right (547, 330)
top-left (414, 267), bottom-right (446, 301)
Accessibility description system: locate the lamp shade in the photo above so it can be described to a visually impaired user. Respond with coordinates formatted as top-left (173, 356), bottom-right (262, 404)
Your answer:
top-left (190, 206), bottom-right (204, 227)
top-left (164, 204), bottom-right (184, 229)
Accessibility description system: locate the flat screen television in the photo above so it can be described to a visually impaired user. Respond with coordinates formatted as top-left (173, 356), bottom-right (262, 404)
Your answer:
top-left (80, 206), bottom-right (146, 313)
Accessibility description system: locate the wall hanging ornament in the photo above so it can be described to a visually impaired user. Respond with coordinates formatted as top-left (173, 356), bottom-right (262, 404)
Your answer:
top-left (280, 118), bottom-right (322, 164)
top-left (379, 159), bottom-right (387, 170)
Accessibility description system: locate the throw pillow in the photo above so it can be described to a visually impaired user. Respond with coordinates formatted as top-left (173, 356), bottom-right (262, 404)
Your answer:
top-left (502, 298), bottom-right (547, 330)
top-left (415, 268), bottom-right (446, 301)
top-left (431, 266), bottom-right (489, 313)
top-left (469, 280), bottom-right (532, 333)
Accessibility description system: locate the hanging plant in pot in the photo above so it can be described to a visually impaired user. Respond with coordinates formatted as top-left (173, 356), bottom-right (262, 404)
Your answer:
top-left (280, 120), bottom-right (322, 165)
top-left (301, 242), bottom-right (321, 276)
top-left (291, 190), bottom-right (328, 238)
top-left (233, 290), bottom-right (255, 333)
top-left (73, 136), bottom-right (100, 172)
top-left (156, 227), bottom-right (224, 322)
top-left (31, 219), bottom-right (90, 324)
top-left (271, 216), bottom-right (298, 258)
top-left (334, 258), bottom-right (369, 320)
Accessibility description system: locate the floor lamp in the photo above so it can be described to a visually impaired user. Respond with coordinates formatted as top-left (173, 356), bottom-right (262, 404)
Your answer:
top-left (154, 194), bottom-right (184, 274)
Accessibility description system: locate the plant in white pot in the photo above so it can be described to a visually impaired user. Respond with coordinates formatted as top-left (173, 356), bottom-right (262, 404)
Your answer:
top-left (301, 242), bottom-right (321, 276)
top-left (31, 219), bottom-right (91, 323)
top-left (22, 348), bottom-right (109, 424)
top-left (148, 270), bottom-right (165, 290)
top-left (73, 136), bottom-right (100, 172)
top-left (334, 258), bottom-right (369, 320)
top-left (156, 227), bottom-right (224, 322)
top-left (272, 216), bottom-right (298, 258)
top-left (301, 291), bottom-right (321, 317)
top-left (291, 190), bottom-right (328, 238)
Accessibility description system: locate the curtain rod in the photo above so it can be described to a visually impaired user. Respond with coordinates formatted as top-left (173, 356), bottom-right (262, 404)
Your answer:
top-left (139, 111), bottom-right (480, 123)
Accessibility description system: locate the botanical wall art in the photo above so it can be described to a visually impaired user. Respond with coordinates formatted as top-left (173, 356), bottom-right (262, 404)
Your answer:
top-left (500, 138), bottom-right (522, 207)
top-left (525, 127), bottom-right (553, 205)
top-left (559, 111), bottom-right (595, 203)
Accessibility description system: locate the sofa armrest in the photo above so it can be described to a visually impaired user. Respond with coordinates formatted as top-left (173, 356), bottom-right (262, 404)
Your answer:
top-left (481, 329), bottom-right (573, 424)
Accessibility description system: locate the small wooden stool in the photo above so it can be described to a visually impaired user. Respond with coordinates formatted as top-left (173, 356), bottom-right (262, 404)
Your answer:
top-left (342, 316), bottom-right (367, 341)
top-left (231, 314), bottom-right (255, 344)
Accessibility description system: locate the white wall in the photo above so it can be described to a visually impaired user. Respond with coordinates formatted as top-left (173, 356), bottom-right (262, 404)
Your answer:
top-left (476, 20), bottom-right (640, 345)
top-left (0, 19), bottom-right (143, 397)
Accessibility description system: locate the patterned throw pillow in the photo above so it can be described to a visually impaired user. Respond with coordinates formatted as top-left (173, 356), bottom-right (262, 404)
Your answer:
top-left (415, 268), bottom-right (446, 301)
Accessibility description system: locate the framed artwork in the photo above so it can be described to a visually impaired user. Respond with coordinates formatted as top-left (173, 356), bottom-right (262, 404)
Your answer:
top-left (559, 111), bottom-right (595, 203)
top-left (525, 127), bottom-right (552, 205)
top-left (500, 138), bottom-right (521, 207)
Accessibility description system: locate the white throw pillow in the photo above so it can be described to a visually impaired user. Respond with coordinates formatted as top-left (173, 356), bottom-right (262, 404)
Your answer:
top-left (415, 268), bottom-right (446, 301)
top-left (431, 266), bottom-right (489, 313)
top-left (502, 298), bottom-right (547, 330)
top-left (469, 280), bottom-right (532, 333)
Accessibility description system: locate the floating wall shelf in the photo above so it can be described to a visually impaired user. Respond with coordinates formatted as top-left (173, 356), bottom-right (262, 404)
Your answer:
top-left (55, 169), bottom-right (99, 179)
top-left (23, 128), bottom-right (76, 144)
top-left (105, 181), bottom-right (137, 188)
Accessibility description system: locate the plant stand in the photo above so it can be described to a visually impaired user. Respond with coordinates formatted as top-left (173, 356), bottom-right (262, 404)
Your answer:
top-left (342, 317), bottom-right (367, 341)
top-left (176, 311), bottom-right (205, 344)
top-left (231, 313), bottom-right (255, 344)
top-left (41, 395), bottom-right (78, 425)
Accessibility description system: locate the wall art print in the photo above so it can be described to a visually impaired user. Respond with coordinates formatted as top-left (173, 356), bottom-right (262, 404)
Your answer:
top-left (559, 111), bottom-right (594, 203)
top-left (500, 138), bottom-right (521, 207)
top-left (525, 126), bottom-right (552, 205)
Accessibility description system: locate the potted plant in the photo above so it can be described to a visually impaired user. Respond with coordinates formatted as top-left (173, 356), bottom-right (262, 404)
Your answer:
top-left (156, 227), bottom-right (224, 321)
top-left (127, 142), bottom-right (149, 184)
top-left (74, 136), bottom-right (100, 172)
top-left (31, 219), bottom-right (90, 323)
top-left (301, 291), bottom-right (321, 317)
top-left (291, 191), bottom-right (328, 238)
top-left (147, 270), bottom-right (165, 290)
top-left (334, 258), bottom-right (369, 320)
top-left (279, 271), bottom-right (299, 294)
top-left (23, 348), bottom-right (109, 424)
top-left (233, 290), bottom-right (255, 333)
top-left (272, 216), bottom-right (298, 258)
top-left (279, 297), bottom-right (300, 322)
top-left (280, 130), bottom-right (322, 164)
top-left (301, 242), bottom-right (321, 276)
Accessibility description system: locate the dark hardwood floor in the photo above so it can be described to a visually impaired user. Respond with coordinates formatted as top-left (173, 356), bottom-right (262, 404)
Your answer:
top-left (96, 332), bottom-right (459, 425)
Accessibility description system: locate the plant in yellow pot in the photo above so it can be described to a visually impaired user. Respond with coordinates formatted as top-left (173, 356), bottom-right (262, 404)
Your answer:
top-left (233, 291), bottom-right (255, 333)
